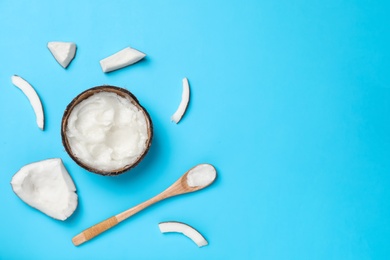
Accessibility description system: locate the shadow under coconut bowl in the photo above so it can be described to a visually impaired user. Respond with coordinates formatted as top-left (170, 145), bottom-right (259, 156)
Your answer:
top-left (61, 86), bottom-right (153, 176)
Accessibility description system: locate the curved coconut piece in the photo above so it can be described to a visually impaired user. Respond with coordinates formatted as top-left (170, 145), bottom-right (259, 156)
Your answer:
top-left (47, 42), bottom-right (77, 68)
top-left (10, 158), bottom-right (78, 221)
top-left (171, 78), bottom-right (190, 123)
top-left (100, 47), bottom-right (146, 73)
top-left (11, 75), bottom-right (44, 130)
top-left (159, 221), bottom-right (208, 247)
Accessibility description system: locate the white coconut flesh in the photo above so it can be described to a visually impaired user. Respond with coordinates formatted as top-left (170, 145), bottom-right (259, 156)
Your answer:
top-left (159, 221), bottom-right (208, 247)
top-left (171, 78), bottom-right (190, 123)
top-left (100, 47), bottom-right (146, 73)
top-left (10, 158), bottom-right (78, 221)
top-left (47, 42), bottom-right (76, 68)
top-left (186, 164), bottom-right (216, 187)
top-left (11, 75), bottom-right (44, 130)
top-left (66, 92), bottom-right (149, 172)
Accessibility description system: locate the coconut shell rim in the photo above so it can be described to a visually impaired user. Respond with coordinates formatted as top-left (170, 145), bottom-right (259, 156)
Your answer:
top-left (61, 85), bottom-right (153, 176)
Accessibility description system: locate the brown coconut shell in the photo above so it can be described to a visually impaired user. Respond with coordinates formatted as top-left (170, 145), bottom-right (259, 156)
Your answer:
top-left (61, 85), bottom-right (153, 176)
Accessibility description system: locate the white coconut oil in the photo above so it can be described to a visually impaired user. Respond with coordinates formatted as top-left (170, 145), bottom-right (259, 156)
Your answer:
top-left (66, 92), bottom-right (149, 172)
top-left (186, 164), bottom-right (216, 187)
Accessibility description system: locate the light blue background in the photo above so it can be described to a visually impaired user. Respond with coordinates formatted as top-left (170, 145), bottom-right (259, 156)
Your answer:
top-left (0, 0), bottom-right (389, 259)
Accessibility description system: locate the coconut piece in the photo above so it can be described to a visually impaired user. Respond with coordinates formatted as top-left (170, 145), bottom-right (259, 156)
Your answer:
top-left (10, 158), bottom-right (78, 221)
top-left (100, 47), bottom-right (146, 73)
top-left (159, 221), bottom-right (208, 247)
top-left (11, 75), bottom-right (44, 130)
top-left (47, 42), bottom-right (77, 68)
top-left (171, 78), bottom-right (190, 124)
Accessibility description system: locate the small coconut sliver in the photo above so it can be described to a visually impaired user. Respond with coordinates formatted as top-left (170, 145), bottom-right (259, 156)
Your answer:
top-left (63, 87), bottom-right (152, 175)
top-left (171, 78), bottom-right (190, 124)
top-left (11, 75), bottom-right (44, 130)
top-left (11, 158), bottom-right (78, 221)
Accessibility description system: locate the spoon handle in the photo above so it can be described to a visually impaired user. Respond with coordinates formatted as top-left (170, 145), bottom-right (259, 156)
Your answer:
top-left (72, 216), bottom-right (119, 246)
top-left (72, 189), bottom-right (174, 246)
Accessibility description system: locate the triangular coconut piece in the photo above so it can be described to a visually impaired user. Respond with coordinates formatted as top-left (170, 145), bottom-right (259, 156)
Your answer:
top-left (11, 158), bottom-right (78, 221)
top-left (47, 42), bottom-right (76, 68)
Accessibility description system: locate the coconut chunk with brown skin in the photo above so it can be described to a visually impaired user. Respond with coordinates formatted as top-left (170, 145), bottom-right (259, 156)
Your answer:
top-left (11, 75), bottom-right (44, 130)
top-left (47, 42), bottom-right (77, 68)
top-left (11, 158), bottom-right (78, 221)
top-left (100, 47), bottom-right (146, 73)
top-left (159, 221), bottom-right (208, 247)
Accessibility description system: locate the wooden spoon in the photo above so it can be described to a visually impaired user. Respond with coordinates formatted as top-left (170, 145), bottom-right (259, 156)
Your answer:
top-left (72, 164), bottom-right (217, 246)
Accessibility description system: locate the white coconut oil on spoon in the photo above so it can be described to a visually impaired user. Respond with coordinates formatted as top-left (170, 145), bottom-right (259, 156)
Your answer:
top-left (186, 164), bottom-right (217, 188)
